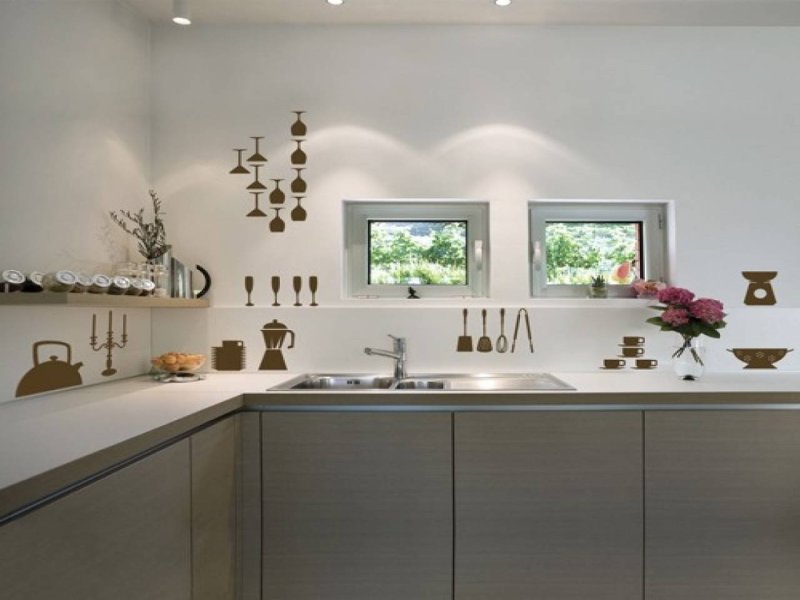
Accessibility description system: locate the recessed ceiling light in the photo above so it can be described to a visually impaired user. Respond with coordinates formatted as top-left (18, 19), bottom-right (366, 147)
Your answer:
top-left (327, 0), bottom-right (344, 5)
top-left (173, 0), bottom-right (191, 25)
top-left (495, 0), bottom-right (512, 6)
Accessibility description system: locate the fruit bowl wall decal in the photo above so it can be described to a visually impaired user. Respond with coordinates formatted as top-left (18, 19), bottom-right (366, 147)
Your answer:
top-left (728, 348), bottom-right (793, 369)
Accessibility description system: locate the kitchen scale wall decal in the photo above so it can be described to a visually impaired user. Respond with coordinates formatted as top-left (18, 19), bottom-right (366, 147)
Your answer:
top-left (90, 311), bottom-right (128, 376)
top-left (228, 110), bottom-right (309, 232)
top-left (742, 271), bottom-right (778, 305)
top-left (212, 340), bottom-right (247, 371)
top-left (16, 340), bottom-right (84, 397)
top-left (259, 319), bottom-right (295, 370)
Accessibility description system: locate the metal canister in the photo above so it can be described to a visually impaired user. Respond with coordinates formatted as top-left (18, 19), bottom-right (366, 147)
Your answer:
top-left (128, 278), bottom-right (147, 296)
top-left (70, 273), bottom-right (93, 293)
top-left (42, 270), bottom-right (77, 293)
top-left (140, 279), bottom-right (156, 296)
top-left (22, 271), bottom-right (44, 293)
top-left (108, 276), bottom-right (131, 295)
top-left (88, 274), bottom-right (112, 294)
top-left (0, 270), bottom-right (25, 293)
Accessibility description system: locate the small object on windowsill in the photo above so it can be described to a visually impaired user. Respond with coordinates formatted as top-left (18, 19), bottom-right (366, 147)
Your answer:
top-left (588, 275), bottom-right (607, 299)
top-left (407, 287), bottom-right (420, 299)
top-left (631, 278), bottom-right (666, 299)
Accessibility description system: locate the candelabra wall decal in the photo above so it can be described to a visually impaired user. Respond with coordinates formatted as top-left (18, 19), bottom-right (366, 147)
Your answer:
top-left (90, 311), bottom-right (128, 376)
top-left (228, 111), bottom-right (309, 230)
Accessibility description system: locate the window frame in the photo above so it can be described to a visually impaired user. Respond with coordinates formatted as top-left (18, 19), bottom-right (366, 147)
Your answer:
top-left (529, 200), bottom-right (670, 298)
top-left (344, 200), bottom-right (490, 299)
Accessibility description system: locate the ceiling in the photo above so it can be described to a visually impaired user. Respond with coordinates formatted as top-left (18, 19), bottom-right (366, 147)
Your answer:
top-left (121, 0), bottom-right (800, 26)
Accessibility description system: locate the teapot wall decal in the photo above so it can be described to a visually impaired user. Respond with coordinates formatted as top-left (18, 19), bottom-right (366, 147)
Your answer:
top-left (16, 341), bottom-right (84, 397)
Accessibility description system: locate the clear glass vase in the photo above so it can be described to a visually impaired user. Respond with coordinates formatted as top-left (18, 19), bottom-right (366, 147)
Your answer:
top-left (672, 336), bottom-right (705, 381)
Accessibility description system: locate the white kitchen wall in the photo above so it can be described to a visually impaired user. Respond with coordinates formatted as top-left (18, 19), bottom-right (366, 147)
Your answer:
top-left (149, 25), bottom-right (800, 374)
top-left (0, 1), bottom-right (154, 403)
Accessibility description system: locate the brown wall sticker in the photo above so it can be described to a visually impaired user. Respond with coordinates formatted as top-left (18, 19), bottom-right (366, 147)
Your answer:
top-left (291, 196), bottom-right (307, 221)
top-left (244, 276), bottom-right (255, 306)
top-left (457, 308), bottom-right (473, 352)
top-left (16, 341), bottom-right (84, 397)
top-left (259, 319), bottom-right (295, 371)
top-left (229, 112), bottom-right (309, 233)
top-left (309, 276), bottom-right (319, 307)
top-left (496, 308), bottom-right (509, 353)
top-left (511, 308), bottom-right (534, 353)
top-left (477, 308), bottom-right (493, 353)
top-left (743, 271), bottom-right (777, 305)
top-left (290, 111), bottom-right (307, 137)
top-left (728, 348), bottom-right (793, 369)
top-left (247, 192), bottom-right (267, 217)
top-left (229, 149), bottom-right (250, 174)
top-left (90, 311), bottom-right (128, 376)
top-left (271, 276), bottom-right (281, 306)
top-left (292, 276), bottom-right (303, 307)
top-left (212, 340), bottom-right (247, 371)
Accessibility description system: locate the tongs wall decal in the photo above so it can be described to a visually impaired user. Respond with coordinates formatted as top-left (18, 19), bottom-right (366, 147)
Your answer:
top-left (511, 308), bottom-right (534, 353)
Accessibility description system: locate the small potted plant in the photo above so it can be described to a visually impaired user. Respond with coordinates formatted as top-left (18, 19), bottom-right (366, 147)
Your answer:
top-left (589, 275), bottom-right (608, 298)
top-left (109, 190), bottom-right (169, 262)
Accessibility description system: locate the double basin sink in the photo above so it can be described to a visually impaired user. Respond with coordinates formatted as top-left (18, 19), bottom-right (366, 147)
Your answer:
top-left (270, 372), bottom-right (575, 392)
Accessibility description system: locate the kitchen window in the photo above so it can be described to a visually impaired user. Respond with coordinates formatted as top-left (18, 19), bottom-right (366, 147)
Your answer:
top-left (529, 200), bottom-right (670, 298)
top-left (345, 200), bottom-right (489, 298)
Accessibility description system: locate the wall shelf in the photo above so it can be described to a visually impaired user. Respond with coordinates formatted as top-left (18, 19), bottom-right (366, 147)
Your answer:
top-left (0, 293), bottom-right (208, 308)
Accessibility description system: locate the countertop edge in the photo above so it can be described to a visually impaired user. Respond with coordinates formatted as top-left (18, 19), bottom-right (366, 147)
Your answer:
top-left (0, 394), bottom-right (244, 522)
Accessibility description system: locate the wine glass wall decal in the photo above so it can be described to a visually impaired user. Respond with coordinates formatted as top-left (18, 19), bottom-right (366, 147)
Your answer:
top-left (290, 111), bottom-right (307, 137)
top-left (292, 276), bottom-right (303, 306)
top-left (291, 168), bottom-right (307, 194)
top-left (271, 276), bottom-right (281, 306)
top-left (309, 276), bottom-right (319, 307)
top-left (247, 164), bottom-right (267, 190)
top-left (291, 140), bottom-right (307, 166)
top-left (291, 196), bottom-right (307, 222)
top-left (270, 207), bottom-right (285, 232)
top-left (269, 179), bottom-right (286, 204)
top-left (248, 136), bottom-right (268, 163)
top-left (227, 111), bottom-right (308, 230)
top-left (229, 149), bottom-right (250, 174)
top-left (247, 192), bottom-right (267, 217)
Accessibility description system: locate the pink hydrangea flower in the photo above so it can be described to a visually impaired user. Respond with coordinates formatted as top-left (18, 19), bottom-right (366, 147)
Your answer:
top-left (689, 298), bottom-right (725, 324)
top-left (657, 286), bottom-right (695, 306)
top-left (662, 307), bottom-right (690, 327)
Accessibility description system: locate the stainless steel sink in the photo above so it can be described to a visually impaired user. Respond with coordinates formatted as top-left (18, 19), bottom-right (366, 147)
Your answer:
top-left (270, 373), bottom-right (574, 392)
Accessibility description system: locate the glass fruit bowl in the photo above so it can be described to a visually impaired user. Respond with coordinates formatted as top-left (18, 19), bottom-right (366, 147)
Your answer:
top-left (151, 352), bottom-right (206, 382)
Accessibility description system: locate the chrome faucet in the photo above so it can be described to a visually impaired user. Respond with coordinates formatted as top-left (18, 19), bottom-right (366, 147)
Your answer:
top-left (364, 335), bottom-right (407, 379)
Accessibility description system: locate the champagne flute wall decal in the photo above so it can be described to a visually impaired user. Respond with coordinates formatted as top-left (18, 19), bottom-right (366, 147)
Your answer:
top-left (228, 111), bottom-right (309, 232)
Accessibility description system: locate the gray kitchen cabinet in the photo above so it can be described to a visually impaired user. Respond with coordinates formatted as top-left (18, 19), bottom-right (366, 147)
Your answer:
top-left (454, 412), bottom-right (643, 600)
top-left (0, 440), bottom-right (192, 600)
top-left (261, 412), bottom-right (453, 600)
top-left (645, 411), bottom-right (800, 600)
top-left (191, 416), bottom-right (238, 600)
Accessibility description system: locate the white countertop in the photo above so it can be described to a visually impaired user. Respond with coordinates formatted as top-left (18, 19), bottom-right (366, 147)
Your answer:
top-left (2, 370), bottom-right (800, 518)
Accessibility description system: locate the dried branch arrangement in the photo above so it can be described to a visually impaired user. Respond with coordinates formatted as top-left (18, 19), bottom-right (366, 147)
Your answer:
top-left (110, 190), bottom-right (168, 260)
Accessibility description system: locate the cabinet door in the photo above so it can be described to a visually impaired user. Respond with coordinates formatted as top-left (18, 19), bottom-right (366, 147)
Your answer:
top-left (261, 412), bottom-right (452, 600)
top-left (455, 412), bottom-right (643, 600)
top-left (0, 440), bottom-right (191, 600)
top-left (645, 411), bottom-right (800, 600)
top-left (192, 416), bottom-right (238, 600)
